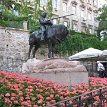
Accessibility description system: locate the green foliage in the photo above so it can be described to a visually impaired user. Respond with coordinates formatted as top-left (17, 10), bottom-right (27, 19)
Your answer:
top-left (55, 32), bottom-right (83, 56)
top-left (0, 3), bottom-right (28, 28)
top-left (28, 19), bottom-right (40, 32)
top-left (83, 36), bottom-right (101, 49)
top-left (46, 0), bottom-right (53, 18)
top-left (55, 31), bottom-right (104, 57)
top-left (97, 5), bottom-right (107, 32)
top-left (0, 0), bottom-right (53, 31)
top-left (100, 36), bottom-right (107, 49)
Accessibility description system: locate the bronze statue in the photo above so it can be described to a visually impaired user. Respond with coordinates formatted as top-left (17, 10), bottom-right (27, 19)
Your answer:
top-left (28, 12), bottom-right (69, 59)
top-left (39, 12), bottom-right (52, 41)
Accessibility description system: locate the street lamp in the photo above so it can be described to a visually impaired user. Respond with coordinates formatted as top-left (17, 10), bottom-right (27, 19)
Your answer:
top-left (27, 14), bottom-right (33, 29)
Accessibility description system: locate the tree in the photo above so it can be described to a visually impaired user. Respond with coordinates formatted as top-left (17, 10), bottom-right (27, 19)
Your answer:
top-left (0, 0), bottom-right (28, 28)
top-left (97, 5), bottom-right (107, 36)
top-left (55, 31), bottom-right (103, 57)
top-left (0, 0), bottom-right (53, 31)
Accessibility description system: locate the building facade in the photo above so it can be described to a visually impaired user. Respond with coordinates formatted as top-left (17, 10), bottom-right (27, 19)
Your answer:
top-left (98, 0), bottom-right (107, 8)
top-left (39, 0), bottom-right (100, 34)
top-left (15, 0), bottom-right (107, 34)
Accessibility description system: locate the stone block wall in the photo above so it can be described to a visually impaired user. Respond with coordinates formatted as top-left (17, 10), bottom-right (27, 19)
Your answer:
top-left (24, 71), bottom-right (88, 86)
top-left (0, 26), bottom-right (29, 60)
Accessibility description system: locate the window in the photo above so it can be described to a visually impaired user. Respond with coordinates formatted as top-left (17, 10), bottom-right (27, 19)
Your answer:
top-left (94, 27), bottom-right (97, 35)
top-left (89, 28), bottom-right (93, 34)
top-left (40, 0), bottom-right (46, 6)
top-left (88, 0), bottom-right (92, 4)
top-left (81, 26), bottom-right (86, 32)
top-left (94, 0), bottom-right (98, 6)
top-left (72, 21), bottom-right (78, 31)
top-left (94, 12), bottom-right (98, 22)
top-left (88, 0), bottom-right (90, 4)
top-left (63, 2), bottom-right (67, 12)
top-left (81, 10), bottom-right (85, 18)
top-left (94, 12), bottom-right (98, 17)
top-left (88, 12), bottom-right (92, 20)
top-left (72, 6), bottom-right (76, 15)
top-left (88, 25), bottom-right (93, 34)
top-left (30, 0), bottom-right (34, 3)
top-left (64, 21), bottom-right (68, 27)
top-left (80, 0), bottom-right (84, 3)
top-left (52, 0), bottom-right (57, 10)
top-left (81, 23), bottom-right (86, 32)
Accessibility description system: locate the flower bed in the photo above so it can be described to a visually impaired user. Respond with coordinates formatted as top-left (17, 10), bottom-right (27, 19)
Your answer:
top-left (0, 71), bottom-right (107, 107)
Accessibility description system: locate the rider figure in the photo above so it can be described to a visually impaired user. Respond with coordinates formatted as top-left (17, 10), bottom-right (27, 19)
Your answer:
top-left (39, 12), bottom-right (52, 41)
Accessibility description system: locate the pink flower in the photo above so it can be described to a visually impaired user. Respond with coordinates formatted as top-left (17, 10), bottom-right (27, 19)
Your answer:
top-left (28, 85), bottom-right (33, 89)
top-left (37, 94), bottom-right (44, 99)
top-left (46, 97), bottom-right (51, 101)
top-left (21, 101), bottom-right (29, 105)
top-left (4, 98), bottom-right (11, 104)
top-left (19, 91), bottom-right (23, 96)
top-left (37, 99), bottom-right (43, 104)
top-left (14, 100), bottom-right (18, 104)
top-left (10, 97), bottom-right (15, 101)
top-left (11, 93), bottom-right (16, 97)
top-left (51, 100), bottom-right (56, 103)
top-left (5, 93), bottom-right (10, 97)
top-left (32, 97), bottom-right (36, 101)
top-left (20, 96), bottom-right (24, 101)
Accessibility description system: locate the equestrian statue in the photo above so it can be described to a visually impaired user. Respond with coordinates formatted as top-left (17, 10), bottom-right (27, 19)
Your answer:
top-left (28, 12), bottom-right (69, 58)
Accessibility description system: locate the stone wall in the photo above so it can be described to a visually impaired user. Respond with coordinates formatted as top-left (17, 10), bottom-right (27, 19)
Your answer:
top-left (0, 26), bottom-right (29, 60)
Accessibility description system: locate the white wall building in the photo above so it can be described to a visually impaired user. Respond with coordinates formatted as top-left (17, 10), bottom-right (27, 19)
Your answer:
top-left (51, 0), bottom-right (100, 34)
top-left (15, 0), bottom-right (107, 34)
top-left (98, 0), bottom-right (107, 8)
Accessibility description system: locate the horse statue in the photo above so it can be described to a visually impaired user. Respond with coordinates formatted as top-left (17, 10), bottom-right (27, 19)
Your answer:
top-left (28, 24), bottom-right (69, 59)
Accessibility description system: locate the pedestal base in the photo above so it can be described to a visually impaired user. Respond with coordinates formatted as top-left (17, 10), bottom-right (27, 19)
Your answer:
top-left (22, 58), bottom-right (88, 86)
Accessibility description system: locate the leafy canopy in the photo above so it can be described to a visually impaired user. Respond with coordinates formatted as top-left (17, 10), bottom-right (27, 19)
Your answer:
top-left (97, 5), bottom-right (107, 31)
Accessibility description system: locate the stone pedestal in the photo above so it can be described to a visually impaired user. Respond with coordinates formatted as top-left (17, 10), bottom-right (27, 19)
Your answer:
top-left (22, 58), bottom-right (88, 86)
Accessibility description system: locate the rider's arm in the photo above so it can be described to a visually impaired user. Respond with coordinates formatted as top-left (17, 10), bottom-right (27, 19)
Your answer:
top-left (39, 18), bottom-right (51, 24)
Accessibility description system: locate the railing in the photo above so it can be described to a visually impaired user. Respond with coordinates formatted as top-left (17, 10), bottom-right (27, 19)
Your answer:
top-left (46, 86), bottom-right (107, 107)
top-left (0, 57), bottom-right (26, 72)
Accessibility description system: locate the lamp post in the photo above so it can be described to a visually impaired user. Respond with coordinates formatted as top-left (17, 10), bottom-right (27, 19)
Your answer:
top-left (27, 14), bottom-right (33, 29)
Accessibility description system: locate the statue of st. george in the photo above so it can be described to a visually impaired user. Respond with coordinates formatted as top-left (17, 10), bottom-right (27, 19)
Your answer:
top-left (28, 12), bottom-right (69, 59)
top-left (39, 12), bottom-right (52, 41)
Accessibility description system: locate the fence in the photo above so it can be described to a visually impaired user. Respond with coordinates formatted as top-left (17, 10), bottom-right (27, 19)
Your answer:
top-left (0, 57), bottom-right (26, 72)
top-left (46, 86), bottom-right (107, 107)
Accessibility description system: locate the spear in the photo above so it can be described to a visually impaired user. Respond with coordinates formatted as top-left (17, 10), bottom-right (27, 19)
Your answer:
top-left (50, 13), bottom-right (74, 20)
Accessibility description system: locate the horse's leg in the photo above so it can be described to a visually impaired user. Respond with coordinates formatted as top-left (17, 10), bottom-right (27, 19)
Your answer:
top-left (32, 44), bottom-right (40, 58)
top-left (52, 44), bottom-right (55, 58)
top-left (48, 41), bottom-right (52, 58)
top-left (28, 45), bottom-right (33, 59)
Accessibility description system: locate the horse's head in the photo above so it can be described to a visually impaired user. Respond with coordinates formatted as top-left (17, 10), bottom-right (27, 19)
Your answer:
top-left (60, 25), bottom-right (69, 39)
